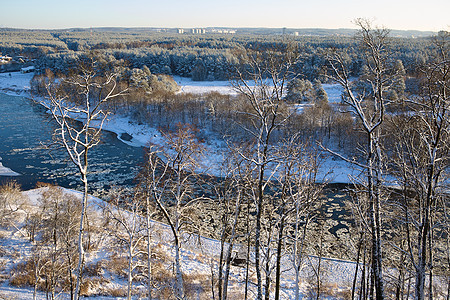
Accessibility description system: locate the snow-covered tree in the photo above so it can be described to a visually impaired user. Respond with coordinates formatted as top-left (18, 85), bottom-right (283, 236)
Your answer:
top-left (40, 60), bottom-right (127, 300)
top-left (323, 19), bottom-right (396, 300)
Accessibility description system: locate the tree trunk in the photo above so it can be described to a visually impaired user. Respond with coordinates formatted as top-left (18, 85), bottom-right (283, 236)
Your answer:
top-left (274, 216), bottom-right (285, 300)
top-left (222, 243), bottom-right (233, 300)
top-left (175, 239), bottom-right (185, 299)
top-left (146, 195), bottom-right (153, 300)
top-left (368, 133), bottom-right (385, 300)
top-left (74, 172), bottom-right (88, 300)
top-left (255, 171), bottom-right (263, 300)
top-left (352, 232), bottom-right (363, 300)
top-left (244, 201), bottom-right (251, 300)
top-left (127, 244), bottom-right (133, 300)
top-left (218, 237), bottom-right (225, 300)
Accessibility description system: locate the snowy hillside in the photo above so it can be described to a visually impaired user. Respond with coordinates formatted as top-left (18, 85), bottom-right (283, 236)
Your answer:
top-left (0, 186), bottom-right (357, 299)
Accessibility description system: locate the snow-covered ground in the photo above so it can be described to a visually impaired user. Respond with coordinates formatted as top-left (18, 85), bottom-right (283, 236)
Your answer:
top-left (174, 76), bottom-right (239, 95)
top-left (0, 187), bottom-right (358, 299)
top-left (0, 71), bottom-right (33, 97)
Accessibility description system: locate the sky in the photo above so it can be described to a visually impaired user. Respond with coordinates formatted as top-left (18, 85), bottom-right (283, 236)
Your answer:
top-left (0, 0), bottom-right (448, 32)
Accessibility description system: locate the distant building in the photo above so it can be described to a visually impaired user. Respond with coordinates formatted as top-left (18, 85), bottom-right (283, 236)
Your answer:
top-left (177, 28), bottom-right (184, 34)
top-left (191, 28), bottom-right (206, 34)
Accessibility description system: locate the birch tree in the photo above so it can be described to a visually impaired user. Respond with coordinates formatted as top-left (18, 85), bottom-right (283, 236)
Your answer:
top-left (103, 188), bottom-right (147, 300)
top-left (142, 124), bottom-right (205, 300)
top-left (391, 30), bottom-right (449, 300)
top-left (213, 150), bottom-right (247, 300)
top-left (323, 19), bottom-right (399, 300)
top-left (40, 60), bottom-right (126, 300)
top-left (276, 139), bottom-right (323, 300)
top-left (231, 43), bottom-right (299, 300)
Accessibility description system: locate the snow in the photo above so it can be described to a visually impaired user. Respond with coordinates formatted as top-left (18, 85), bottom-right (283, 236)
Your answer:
top-left (174, 76), bottom-right (240, 95)
top-left (21, 66), bottom-right (35, 73)
top-left (0, 71), bottom-right (34, 97)
top-left (322, 83), bottom-right (343, 103)
top-left (0, 159), bottom-right (20, 176)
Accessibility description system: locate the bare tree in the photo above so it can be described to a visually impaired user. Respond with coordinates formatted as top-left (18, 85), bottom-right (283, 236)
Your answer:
top-left (40, 60), bottom-right (126, 300)
top-left (212, 149), bottom-right (247, 300)
top-left (391, 30), bottom-right (449, 300)
top-left (135, 147), bottom-right (164, 300)
top-left (231, 43), bottom-right (299, 300)
top-left (247, 137), bottom-right (323, 300)
top-left (141, 123), bottom-right (205, 299)
top-left (27, 185), bottom-right (83, 300)
top-left (275, 139), bottom-right (323, 300)
top-left (323, 19), bottom-right (399, 300)
top-left (103, 188), bottom-right (147, 300)
top-left (0, 181), bottom-right (29, 230)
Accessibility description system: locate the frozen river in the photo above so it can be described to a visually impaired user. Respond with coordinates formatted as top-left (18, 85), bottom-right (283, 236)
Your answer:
top-left (0, 93), bottom-right (145, 193)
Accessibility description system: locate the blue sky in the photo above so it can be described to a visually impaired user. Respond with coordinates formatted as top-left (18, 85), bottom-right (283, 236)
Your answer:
top-left (0, 0), bottom-right (448, 31)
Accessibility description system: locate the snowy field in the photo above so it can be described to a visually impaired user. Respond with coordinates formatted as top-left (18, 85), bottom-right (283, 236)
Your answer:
top-left (0, 71), bottom-right (33, 97)
top-left (174, 76), bottom-right (240, 95)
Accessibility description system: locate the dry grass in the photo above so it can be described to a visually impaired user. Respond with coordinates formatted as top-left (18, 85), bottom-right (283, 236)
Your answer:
top-left (105, 255), bottom-right (128, 278)
top-left (0, 230), bottom-right (9, 240)
top-left (9, 260), bottom-right (35, 288)
top-left (79, 276), bottom-right (112, 296)
top-left (319, 282), bottom-right (352, 299)
top-left (107, 287), bottom-right (127, 297)
top-left (184, 272), bottom-right (212, 299)
top-left (152, 242), bottom-right (172, 262)
top-left (83, 260), bottom-right (104, 277)
top-left (0, 293), bottom-right (19, 300)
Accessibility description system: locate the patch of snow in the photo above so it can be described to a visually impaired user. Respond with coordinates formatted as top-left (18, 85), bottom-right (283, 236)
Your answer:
top-left (0, 157), bottom-right (20, 176)
top-left (0, 71), bottom-right (33, 97)
top-left (174, 76), bottom-right (238, 95)
top-left (322, 83), bottom-right (343, 103)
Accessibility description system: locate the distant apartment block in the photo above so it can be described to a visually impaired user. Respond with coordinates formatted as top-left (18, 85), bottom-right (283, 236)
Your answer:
top-left (191, 28), bottom-right (206, 34)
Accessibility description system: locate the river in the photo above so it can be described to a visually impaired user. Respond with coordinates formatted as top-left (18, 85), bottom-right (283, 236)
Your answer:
top-left (0, 92), bottom-right (358, 260)
top-left (0, 93), bottom-right (145, 193)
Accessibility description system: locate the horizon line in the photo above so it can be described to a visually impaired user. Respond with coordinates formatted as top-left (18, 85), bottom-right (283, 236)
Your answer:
top-left (0, 26), bottom-right (439, 33)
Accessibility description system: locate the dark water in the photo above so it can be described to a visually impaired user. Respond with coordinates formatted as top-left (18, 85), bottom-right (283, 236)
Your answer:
top-left (0, 93), bottom-right (145, 194)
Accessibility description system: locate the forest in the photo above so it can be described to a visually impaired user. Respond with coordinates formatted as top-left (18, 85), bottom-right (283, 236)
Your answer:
top-left (0, 22), bottom-right (449, 300)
